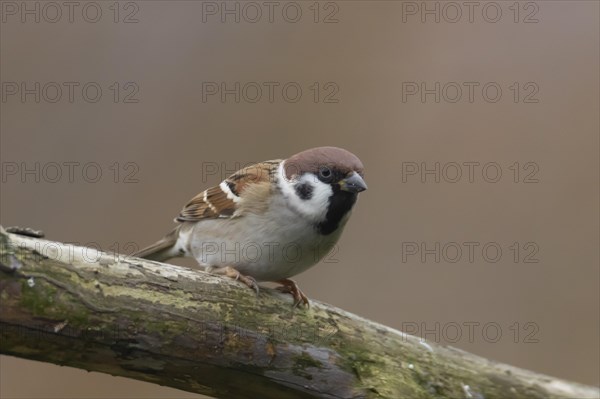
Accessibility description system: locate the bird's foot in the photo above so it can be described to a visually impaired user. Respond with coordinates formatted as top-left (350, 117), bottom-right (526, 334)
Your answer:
top-left (276, 279), bottom-right (309, 308)
top-left (211, 266), bottom-right (259, 296)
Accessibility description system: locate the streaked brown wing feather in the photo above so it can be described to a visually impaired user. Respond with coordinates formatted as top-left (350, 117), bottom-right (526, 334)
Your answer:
top-left (175, 160), bottom-right (280, 222)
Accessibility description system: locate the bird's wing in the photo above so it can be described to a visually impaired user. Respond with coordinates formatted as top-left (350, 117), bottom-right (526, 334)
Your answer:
top-left (175, 160), bottom-right (281, 222)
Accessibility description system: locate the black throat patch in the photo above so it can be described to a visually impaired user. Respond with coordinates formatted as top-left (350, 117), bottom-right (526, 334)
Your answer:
top-left (316, 187), bottom-right (357, 235)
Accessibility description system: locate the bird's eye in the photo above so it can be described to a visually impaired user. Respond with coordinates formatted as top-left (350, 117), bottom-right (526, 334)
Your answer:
top-left (319, 166), bottom-right (332, 180)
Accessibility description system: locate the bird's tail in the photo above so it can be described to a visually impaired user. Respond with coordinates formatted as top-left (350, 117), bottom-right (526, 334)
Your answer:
top-left (134, 226), bottom-right (182, 262)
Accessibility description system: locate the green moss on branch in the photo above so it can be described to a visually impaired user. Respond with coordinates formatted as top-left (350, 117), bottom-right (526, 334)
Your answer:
top-left (1, 229), bottom-right (598, 399)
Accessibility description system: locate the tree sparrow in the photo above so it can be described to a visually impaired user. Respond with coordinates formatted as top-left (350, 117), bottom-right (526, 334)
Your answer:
top-left (134, 147), bottom-right (367, 306)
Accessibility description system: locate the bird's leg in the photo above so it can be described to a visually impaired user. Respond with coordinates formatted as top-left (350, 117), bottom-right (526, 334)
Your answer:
top-left (275, 279), bottom-right (309, 308)
top-left (210, 266), bottom-right (259, 295)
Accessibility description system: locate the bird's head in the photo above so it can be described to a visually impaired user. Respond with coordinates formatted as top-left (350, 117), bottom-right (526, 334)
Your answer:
top-left (280, 146), bottom-right (367, 235)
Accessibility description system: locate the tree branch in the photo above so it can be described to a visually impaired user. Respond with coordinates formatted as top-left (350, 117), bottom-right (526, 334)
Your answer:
top-left (0, 228), bottom-right (598, 399)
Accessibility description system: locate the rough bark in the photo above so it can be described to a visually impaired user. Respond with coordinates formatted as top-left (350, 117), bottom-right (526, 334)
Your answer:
top-left (0, 228), bottom-right (598, 399)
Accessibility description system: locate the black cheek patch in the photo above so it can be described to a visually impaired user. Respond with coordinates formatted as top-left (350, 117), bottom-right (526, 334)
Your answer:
top-left (295, 183), bottom-right (314, 200)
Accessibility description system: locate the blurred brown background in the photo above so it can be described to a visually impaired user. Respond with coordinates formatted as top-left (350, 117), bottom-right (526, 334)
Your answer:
top-left (1, 1), bottom-right (598, 397)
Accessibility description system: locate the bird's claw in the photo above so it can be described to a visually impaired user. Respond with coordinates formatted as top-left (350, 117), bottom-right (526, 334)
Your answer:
top-left (276, 279), bottom-right (309, 308)
top-left (211, 266), bottom-right (259, 297)
top-left (239, 274), bottom-right (260, 296)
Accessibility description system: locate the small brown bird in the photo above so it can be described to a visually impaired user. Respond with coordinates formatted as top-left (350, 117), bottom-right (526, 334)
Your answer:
top-left (135, 146), bottom-right (367, 306)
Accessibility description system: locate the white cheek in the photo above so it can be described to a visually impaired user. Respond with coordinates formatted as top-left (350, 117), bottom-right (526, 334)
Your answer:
top-left (278, 163), bottom-right (332, 222)
top-left (298, 177), bottom-right (333, 221)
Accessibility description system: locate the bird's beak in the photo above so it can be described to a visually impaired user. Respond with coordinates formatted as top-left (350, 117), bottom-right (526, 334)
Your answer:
top-left (339, 172), bottom-right (367, 193)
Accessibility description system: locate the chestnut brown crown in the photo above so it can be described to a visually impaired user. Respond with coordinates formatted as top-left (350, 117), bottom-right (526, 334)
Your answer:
top-left (284, 146), bottom-right (364, 181)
